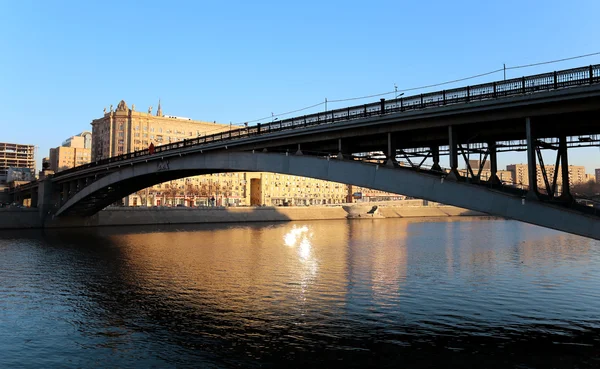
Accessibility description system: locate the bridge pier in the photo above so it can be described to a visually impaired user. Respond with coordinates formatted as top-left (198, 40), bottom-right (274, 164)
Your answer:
top-left (385, 133), bottom-right (398, 167)
top-left (61, 183), bottom-right (69, 206)
top-left (559, 135), bottom-right (573, 202)
top-left (295, 144), bottom-right (303, 155)
top-left (37, 179), bottom-right (55, 221)
top-left (30, 188), bottom-right (38, 208)
top-left (337, 139), bottom-right (348, 160)
top-left (488, 142), bottom-right (501, 185)
top-left (431, 146), bottom-right (442, 172)
top-left (69, 181), bottom-right (77, 200)
top-left (447, 126), bottom-right (460, 179)
top-left (526, 117), bottom-right (539, 199)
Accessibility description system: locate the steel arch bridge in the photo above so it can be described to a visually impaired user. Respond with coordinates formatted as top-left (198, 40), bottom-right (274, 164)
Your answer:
top-left (52, 151), bottom-right (600, 240)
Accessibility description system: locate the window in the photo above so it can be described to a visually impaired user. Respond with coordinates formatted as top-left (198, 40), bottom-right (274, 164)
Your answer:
top-left (135, 133), bottom-right (140, 137)
top-left (119, 132), bottom-right (124, 138)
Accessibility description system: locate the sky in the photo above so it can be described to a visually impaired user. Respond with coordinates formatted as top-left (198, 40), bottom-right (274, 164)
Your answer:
top-left (1, 0), bottom-right (599, 173)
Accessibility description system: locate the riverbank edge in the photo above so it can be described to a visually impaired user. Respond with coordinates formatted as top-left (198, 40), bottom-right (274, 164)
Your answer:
top-left (0, 203), bottom-right (487, 230)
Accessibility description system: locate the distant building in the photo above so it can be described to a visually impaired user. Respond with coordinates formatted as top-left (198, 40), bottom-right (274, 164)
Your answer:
top-left (456, 168), bottom-right (513, 184)
top-left (7, 167), bottom-right (34, 183)
top-left (506, 164), bottom-right (587, 190)
top-left (0, 142), bottom-right (36, 186)
top-left (49, 132), bottom-right (92, 172)
top-left (468, 159), bottom-right (490, 171)
top-left (585, 173), bottom-right (596, 183)
top-left (596, 169), bottom-right (600, 184)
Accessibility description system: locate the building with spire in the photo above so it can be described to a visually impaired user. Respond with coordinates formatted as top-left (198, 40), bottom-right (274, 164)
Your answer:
top-left (91, 99), bottom-right (228, 160)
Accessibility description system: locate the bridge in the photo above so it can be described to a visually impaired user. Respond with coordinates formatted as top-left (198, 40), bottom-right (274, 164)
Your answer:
top-left (11, 64), bottom-right (600, 239)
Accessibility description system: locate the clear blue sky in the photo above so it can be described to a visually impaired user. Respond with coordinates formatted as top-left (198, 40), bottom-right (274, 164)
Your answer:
top-left (1, 0), bottom-right (599, 172)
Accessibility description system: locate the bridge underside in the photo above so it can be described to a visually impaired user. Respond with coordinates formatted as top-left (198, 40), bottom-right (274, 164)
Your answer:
top-left (55, 152), bottom-right (600, 240)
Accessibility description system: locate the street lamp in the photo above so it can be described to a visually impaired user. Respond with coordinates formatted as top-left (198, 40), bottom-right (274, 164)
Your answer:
top-left (394, 84), bottom-right (404, 99)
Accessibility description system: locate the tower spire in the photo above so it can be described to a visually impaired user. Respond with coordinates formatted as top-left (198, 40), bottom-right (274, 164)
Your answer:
top-left (156, 99), bottom-right (162, 116)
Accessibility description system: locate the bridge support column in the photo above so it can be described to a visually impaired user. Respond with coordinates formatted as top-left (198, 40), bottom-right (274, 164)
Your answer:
top-left (37, 179), bottom-right (55, 222)
top-left (337, 139), bottom-right (346, 160)
top-left (386, 133), bottom-right (397, 167)
top-left (559, 135), bottom-right (573, 202)
top-left (69, 181), bottom-right (77, 200)
top-left (488, 142), bottom-right (501, 185)
top-left (61, 183), bottom-right (69, 206)
top-left (431, 146), bottom-right (442, 172)
top-left (30, 188), bottom-right (38, 208)
top-left (526, 117), bottom-right (539, 199)
top-left (77, 178), bottom-right (85, 192)
top-left (295, 144), bottom-right (303, 155)
top-left (447, 126), bottom-right (460, 179)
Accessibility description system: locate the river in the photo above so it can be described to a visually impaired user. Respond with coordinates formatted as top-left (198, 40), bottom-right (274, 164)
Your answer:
top-left (1, 218), bottom-right (599, 368)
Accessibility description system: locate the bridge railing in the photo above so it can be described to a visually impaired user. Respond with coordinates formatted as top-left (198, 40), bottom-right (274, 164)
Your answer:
top-left (52, 64), bottom-right (600, 179)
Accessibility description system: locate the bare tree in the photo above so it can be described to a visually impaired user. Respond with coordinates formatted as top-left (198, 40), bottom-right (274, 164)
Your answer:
top-left (186, 183), bottom-right (200, 206)
top-left (572, 180), bottom-right (600, 198)
top-left (165, 183), bottom-right (178, 206)
top-left (135, 189), bottom-right (148, 207)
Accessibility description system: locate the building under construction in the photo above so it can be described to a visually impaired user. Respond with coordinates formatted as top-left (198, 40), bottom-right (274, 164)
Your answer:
top-left (0, 142), bottom-right (36, 185)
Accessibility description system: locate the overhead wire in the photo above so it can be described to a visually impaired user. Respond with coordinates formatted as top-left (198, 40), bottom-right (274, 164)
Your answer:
top-left (233, 51), bottom-right (600, 125)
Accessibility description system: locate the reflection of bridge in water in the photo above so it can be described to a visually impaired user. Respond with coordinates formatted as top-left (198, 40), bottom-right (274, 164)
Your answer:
top-left (11, 64), bottom-right (600, 239)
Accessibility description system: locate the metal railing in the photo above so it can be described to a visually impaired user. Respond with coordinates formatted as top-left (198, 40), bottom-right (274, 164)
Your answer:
top-left (53, 64), bottom-right (600, 178)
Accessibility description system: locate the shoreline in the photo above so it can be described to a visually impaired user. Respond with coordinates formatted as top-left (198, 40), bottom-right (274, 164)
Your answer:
top-left (0, 201), bottom-right (487, 230)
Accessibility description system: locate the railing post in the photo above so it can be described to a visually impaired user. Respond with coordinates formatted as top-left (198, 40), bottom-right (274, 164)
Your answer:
top-left (363, 104), bottom-right (367, 117)
top-left (466, 86), bottom-right (470, 102)
top-left (493, 82), bottom-right (497, 98)
top-left (554, 71), bottom-right (558, 89)
top-left (257, 123), bottom-right (261, 134)
top-left (443, 90), bottom-right (446, 105)
top-left (522, 76), bottom-right (526, 94)
top-left (380, 98), bottom-right (385, 114)
top-left (400, 97), bottom-right (404, 111)
top-left (590, 65), bottom-right (594, 84)
top-left (420, 94), bottom-right (423, 108)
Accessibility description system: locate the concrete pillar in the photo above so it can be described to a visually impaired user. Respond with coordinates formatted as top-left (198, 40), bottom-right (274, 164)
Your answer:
top-left (431, 146), bottom-right (442, 172)
top-left (385, 133), bottom-right (397, 167)
top-left (296, 143), bottom-right (303, 155)
top-left (559, 135), bottom-right (573, 202)
top-left (447, 126), bottom-right (460, 179)
top-left (77, 178), bottom-right (85, 192)
top-left (526, 117), bottom-right (539, 198)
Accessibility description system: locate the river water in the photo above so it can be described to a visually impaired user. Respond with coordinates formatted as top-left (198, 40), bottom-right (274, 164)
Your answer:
top-left (1, 218), bottom-right (600, 368)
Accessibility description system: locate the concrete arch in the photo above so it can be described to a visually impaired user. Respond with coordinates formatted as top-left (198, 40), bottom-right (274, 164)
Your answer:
top-left (56, 152), bottom-right (600, 240)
